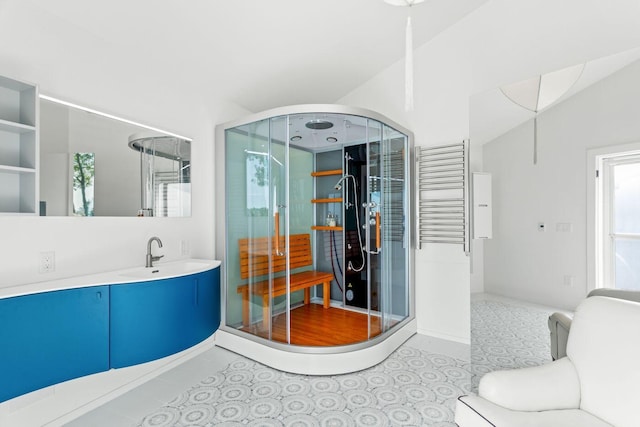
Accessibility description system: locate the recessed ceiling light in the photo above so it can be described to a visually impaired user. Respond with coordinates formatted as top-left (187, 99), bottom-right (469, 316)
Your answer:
top-left (290, 135), bottom-right (302, 142)
top-left (326, 137), bottom-right (338, 143)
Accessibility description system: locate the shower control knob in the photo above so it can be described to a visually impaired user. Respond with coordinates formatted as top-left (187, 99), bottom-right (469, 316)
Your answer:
top-left (369, 218), bottom-right (376, 225)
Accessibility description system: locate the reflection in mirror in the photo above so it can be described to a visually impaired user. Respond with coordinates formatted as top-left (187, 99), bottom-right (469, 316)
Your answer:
top-left (128, 133), bottom-right (191, 217)
top-left (39, 97), bottom-right (191, 217)
top-left (72, 152), bottom-right (95, 216)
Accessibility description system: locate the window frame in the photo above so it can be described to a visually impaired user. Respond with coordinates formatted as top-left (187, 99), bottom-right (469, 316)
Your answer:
top-left (591, 147), bottom-right (640, 289)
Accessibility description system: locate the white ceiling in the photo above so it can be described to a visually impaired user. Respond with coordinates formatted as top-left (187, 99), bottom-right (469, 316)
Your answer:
top-left (471, 47), bottom-right (640, 145)
top-left (6, 0), bottom-right (486, 113)
top-left (2, 0), bottom-right (640, 144)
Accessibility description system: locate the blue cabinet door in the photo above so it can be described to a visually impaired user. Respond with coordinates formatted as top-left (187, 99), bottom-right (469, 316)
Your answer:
top-left (110, 268), bottom-right (220, 368)
top-left (0, 287), bottom-right (110, 402)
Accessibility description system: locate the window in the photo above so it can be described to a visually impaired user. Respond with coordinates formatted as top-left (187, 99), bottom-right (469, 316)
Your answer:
top-left (597, 152), bottom-right (640, 290)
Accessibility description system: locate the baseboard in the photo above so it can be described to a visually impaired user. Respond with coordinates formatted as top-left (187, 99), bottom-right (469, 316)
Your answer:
top-left (416, 327), bottom-right (470, 346)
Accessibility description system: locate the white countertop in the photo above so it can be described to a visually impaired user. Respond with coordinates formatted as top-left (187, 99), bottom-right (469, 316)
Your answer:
top-left (0, 259), bottom-right (221, 300)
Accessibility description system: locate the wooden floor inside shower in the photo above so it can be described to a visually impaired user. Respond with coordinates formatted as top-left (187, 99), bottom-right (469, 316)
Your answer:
top-left (240, 303), bottom-right (398, 346)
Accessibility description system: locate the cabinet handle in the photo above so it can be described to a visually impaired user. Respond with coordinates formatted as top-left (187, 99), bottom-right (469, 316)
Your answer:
top-left (194, 279), bottom-right (199, 306)
top-left (96, 291), bottom-right (102, 300)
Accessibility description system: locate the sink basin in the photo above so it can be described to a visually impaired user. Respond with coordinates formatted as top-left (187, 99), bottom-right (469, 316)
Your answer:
top-left (118, 259), bottom-right (220, 281)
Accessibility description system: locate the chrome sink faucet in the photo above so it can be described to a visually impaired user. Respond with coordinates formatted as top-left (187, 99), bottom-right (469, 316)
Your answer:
top-left (146, 236), bottom-right (164, 268)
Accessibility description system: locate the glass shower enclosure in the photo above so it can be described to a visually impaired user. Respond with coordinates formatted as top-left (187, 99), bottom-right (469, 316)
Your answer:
top-left (215, 105), bottom-right (415, 374)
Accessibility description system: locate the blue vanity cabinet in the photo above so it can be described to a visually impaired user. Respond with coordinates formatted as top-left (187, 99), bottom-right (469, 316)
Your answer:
top-left (0, 287), bottom-right (110, 402)
top-left (110, 268), bottom-right (220, 368)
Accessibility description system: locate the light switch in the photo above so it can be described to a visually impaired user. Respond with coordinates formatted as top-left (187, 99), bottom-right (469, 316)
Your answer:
top-left (556, 222), bottom-right (573, 232)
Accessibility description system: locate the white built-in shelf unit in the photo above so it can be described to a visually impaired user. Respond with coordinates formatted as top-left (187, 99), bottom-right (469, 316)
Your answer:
top-left (0, 75), bottom-right (38, 215)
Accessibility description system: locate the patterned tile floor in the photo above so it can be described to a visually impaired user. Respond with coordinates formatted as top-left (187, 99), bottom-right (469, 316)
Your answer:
top-left (66, 295), bottom-right (557, 426)
top-left (470, 294), bottom-right (555, 391)
top-left (136, 346), bottom-right (470, 427)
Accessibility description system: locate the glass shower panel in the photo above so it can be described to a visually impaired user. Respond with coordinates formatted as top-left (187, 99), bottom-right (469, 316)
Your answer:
top-left (268, 116), bottom-right (314, 345)
top-left (365, 119), bottom-right (409, 338)
top-left (287, 139), bottom-right (314, 346)
top-left (380, 124), bottom-right (409, 332)
top-left (367, 119), bottom-right (383, 339)
top-left (259, 116), bottom-right (315, 345)
top-left (225, 118), bottom-right (274, 339)
top-left (266, 116), bottom-right (289, 342)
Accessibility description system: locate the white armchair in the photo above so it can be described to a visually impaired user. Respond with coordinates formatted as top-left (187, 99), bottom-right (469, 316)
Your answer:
top-left (455, 296), bottom-right (640, 427)
top-left (549, 288), bottom-right (640, 360)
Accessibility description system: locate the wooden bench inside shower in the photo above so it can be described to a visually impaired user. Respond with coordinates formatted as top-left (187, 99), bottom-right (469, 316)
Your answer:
top-left (237, 233), bottom-right (333, 328)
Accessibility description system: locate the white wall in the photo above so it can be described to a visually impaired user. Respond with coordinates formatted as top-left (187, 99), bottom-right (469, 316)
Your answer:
top-left (340, 10), bottom-right (474, 344)
top-left (483, 58), bottom-right (640, 311)
top-left (0, 5), bottom-right (248, 289)
top-left (2, 0), bottom-right (640, 348)
top-left (339, 0), bottom-right (640, 342)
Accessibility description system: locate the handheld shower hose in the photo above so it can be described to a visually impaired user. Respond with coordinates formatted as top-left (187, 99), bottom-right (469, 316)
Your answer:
top-left (334, 174), bottom-right (366, 272)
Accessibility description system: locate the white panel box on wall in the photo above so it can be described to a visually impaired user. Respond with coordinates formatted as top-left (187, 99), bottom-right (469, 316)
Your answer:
top-left (472, 172), bottom-right (492, 239)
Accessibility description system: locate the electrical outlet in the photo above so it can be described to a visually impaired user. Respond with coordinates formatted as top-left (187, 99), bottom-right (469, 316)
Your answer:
top-left (563, 275), bottom-right (575, 287)
top-left (39, 251), bottom-right (55, 273)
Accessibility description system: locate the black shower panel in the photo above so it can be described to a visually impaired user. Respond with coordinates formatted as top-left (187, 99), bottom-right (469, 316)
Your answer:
top-left (342, 144), bottom-right (381, 311)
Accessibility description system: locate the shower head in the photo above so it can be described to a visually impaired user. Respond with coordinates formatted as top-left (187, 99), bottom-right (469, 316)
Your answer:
top-left (334, 175), bottom-right (352, 191)
top-left (305, 119), bottom-right (334, 130)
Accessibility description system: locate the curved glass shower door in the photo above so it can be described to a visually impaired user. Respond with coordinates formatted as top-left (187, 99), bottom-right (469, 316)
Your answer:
top-left (365, 120), bottom-right (409, 338)
top-left (224, 116), bottom-right (314, 344)
top-left (218, 105), bottom-right (414, 373)
top-left (224, 117), bottom-right (287, 341)
top-left (379, 123), bottom-right (410, 333)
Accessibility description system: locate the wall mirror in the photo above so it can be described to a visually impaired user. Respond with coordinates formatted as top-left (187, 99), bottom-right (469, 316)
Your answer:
top-left (39, 97), bottom-right (191, 217)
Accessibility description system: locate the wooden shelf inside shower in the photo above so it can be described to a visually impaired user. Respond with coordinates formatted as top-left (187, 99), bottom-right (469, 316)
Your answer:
top-left (311, 197), bottom-right (342, 204)
top-left (311, 225), bottom-right (343, 231)
top-left (310, 169), bottom-right (342, 177)
top-left (311, 169), bottom-right (343, 230)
